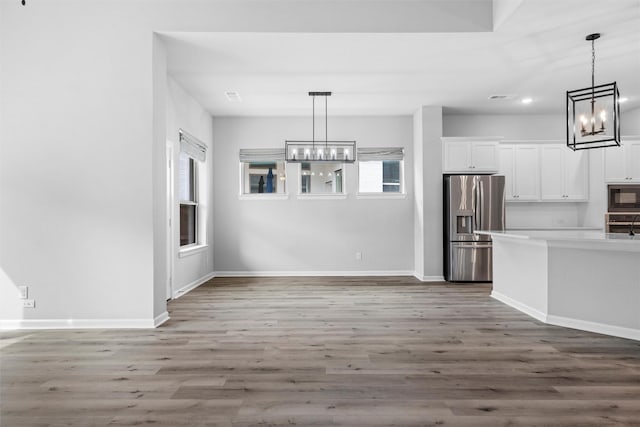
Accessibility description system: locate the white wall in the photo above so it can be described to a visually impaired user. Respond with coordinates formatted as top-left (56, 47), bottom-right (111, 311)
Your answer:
top-left (413, 109), bottom-right (425, 278)
top-left (443, 113), bottom-right (565, 140)
top-left (152, 35), bottom-right (169, 319)
top-left (0, 1), bottom-right (157, 326)
top-left (622, 107), bottom-right (640, 135)
top-left (212, 116), bottom-right (414, 274)
top-left (166, 78), bottom-right (215, 296)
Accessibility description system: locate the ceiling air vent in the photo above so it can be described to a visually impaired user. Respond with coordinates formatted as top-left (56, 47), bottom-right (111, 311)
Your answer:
top-left (488, 94), bottom-right (515, 100)
top-left (225, 91), bottom-right (242, 102)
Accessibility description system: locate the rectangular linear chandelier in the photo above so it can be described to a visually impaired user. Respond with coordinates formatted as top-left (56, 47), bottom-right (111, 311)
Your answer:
top-left (566, 33), bottom-right (621, 151)
top-left (285, 92), bottom-right (356, 163)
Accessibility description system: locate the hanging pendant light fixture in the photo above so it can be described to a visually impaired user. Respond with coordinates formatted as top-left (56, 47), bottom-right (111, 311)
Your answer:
top-left (566, 33), bottom-right (621, 151)
top-left (285, 92), bottom-right (356, 163)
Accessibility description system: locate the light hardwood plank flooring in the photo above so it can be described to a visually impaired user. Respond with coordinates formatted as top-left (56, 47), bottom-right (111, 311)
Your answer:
top-left (2, 276), bottom-right (640, 426)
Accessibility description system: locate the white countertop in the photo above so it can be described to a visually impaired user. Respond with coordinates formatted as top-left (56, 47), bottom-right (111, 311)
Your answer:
top-left (476, 229), bottom-right (640, 244)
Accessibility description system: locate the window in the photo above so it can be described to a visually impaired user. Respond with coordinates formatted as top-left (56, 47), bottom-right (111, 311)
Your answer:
top-left (179, 152), bottom-right (197, 246)
top-left (357, 147), bottom-right (404, 194)
top-left (241, 161), bottom-right (286, 194)
top-left (239, 149), bottom-right (287, 196)
top-left (300, 162), bottom-right (344, 194)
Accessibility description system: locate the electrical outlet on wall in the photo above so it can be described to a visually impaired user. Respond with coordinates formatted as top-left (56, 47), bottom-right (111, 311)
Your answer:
top-left (18, 285), bottom-right (28, 299)
top-left (23, 299), bottom-right (35, 308)
top-left (355, 252), bottom-right (362, 261)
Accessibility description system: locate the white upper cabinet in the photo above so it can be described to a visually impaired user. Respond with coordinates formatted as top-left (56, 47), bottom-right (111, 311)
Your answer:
top-left (499, 144), bottom-right (540, 201)
top-left (442, 138), bottom-right (499, 173)
top-left (540, 144), bottom-right (588, 201)
top-left (604, 141), bottom-right (640, 182)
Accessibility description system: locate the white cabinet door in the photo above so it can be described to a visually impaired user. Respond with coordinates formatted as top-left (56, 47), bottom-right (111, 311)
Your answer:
top-left (540, 145), bottom-right (564, 200)
top-left (563, 148), bottom-right (588, 200)
top-left (498, 145), bottom-right (516, 200)
top-left (471, 141), bottom-right (498, 172)
top-left (513, 145), bottom-right (540, 201)
top-left (443, 141), bottom-right (472, 172)
top-left (443, 139), bottom-right (499, 173)
top-left (627, 142), bottom-right (640, 182)
top-left (604, 145), bottom-right (628, 182)
top-left (539, 145), bottom-right (588, 201)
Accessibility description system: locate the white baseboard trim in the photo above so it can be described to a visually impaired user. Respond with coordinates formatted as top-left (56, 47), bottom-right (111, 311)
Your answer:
top-left (491, 291), bottom-right (548, 323)
top-left (154, 311), bottom-right (170, 327)
top-left (214, 270), bottom-right (415, 277)
top-left (492, 291), bottom-right (640, 342)
top-left (413, 274), bottom-right (446, 282)
top-left (172, 271), bottom-right (215, 299)
top-left (546, 314), bottom-right (640, 342)
top-left (0, 317), bottom-right (159, 330)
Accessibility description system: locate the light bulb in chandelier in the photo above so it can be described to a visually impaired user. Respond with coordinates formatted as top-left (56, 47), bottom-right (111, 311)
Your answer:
top-left (580, 105), bottom-right (606, 137)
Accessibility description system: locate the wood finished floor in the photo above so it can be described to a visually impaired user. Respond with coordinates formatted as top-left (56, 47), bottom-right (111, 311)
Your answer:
top-left (2, 277), bottom-right (640, 426)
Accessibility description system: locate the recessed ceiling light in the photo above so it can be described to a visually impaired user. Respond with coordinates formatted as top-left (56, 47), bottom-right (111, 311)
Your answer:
top-left (619, 97), bottom-right (628, 103)
top-left (521, 97), bottom-right (533, 104)
top-left (225, 91), bottom-right (242, 102)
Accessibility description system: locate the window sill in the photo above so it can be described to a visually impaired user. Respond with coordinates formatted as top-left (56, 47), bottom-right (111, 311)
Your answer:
top-left (178, 244), bottom-right (208, 258)
top-left (356, 192), bottom-right (407, 199)
top-left (238, 193), bottom-right (289, 201)
top-left (297, 193), bottom-right (348, 200)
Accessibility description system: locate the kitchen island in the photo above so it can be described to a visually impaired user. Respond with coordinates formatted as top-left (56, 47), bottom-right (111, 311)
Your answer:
top-left (476, 230), bottom-right (640, 341)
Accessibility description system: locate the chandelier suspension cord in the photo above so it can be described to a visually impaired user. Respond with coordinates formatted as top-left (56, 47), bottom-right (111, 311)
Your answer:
top-left (312, 94), bottom-right (315, 151)
top-left (591, 37), bottom-right (596, 134)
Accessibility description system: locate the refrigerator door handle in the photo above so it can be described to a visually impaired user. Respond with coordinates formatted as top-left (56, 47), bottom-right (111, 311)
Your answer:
top-left (478, 180), bottom-right (484, 231)
top-left (454, 244), bottom-right (492, 248)
top-left (472, 180), bottom-right (478, 232)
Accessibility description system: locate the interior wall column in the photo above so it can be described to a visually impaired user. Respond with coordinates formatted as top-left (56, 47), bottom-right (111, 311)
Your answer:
top-left (413, 106), bottom-right (443, 281)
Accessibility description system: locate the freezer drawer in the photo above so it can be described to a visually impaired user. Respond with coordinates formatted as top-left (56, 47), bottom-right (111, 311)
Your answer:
top-left (448, 243), bottom-right (493, 282)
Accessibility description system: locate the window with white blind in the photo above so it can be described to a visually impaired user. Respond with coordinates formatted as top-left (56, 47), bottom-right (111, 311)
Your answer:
top-left (357, 147), bottom-right (404, 194)
top-left (239, 149), bottom-right (287, 197)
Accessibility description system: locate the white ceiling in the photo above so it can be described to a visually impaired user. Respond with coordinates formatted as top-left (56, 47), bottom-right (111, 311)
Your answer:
top-left (163, 0), bottom-right (640, 116)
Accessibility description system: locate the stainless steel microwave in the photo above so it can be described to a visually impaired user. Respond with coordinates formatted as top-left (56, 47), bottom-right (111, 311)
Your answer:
top-left (608, 185), bottom-right (640, 212)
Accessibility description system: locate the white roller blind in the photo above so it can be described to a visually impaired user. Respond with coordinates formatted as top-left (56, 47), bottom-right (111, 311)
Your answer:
top-left (239, 148), bottom-right (285, 162)
top-left (357, 147), bottom-right (404, 161)
top-left (180, 129), bottom-right (207, 162)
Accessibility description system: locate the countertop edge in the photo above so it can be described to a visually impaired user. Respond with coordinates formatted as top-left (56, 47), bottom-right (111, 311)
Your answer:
top-left (476, 230), bottom-right (640, 246)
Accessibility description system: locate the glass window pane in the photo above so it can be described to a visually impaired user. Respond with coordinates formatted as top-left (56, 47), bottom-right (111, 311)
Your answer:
top-left (178, 153), bottom-right (195, 201)
top-left (180, 204), bottom-right (196, 246)
top-left (300, 162), bottom-right (344, 194)
top-left (242, 161), bottom-right (286, 194)
top-left (383, 161), bottom-right (400, 184)
top-left (359, 161), bottom-right (383, 192)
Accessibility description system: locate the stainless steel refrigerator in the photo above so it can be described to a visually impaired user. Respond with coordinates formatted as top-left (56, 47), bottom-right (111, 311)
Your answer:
top-left (443, 174), bottom-right (505, 282)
